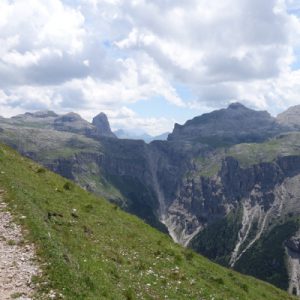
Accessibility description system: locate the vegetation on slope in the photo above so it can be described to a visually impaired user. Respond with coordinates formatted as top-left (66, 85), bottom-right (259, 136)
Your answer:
top-left (0, 126), bottom-right (102, 161)
top-left (0, 144), bottom-right (295, 300)
top-left (189, 208), bottom-right (243, 266)
top-left (190, 132), bottom-right (300, 180)
top-left (235, 220), bottom-right (300, 290)
top-left (228, 132), bottom-right (300, 168)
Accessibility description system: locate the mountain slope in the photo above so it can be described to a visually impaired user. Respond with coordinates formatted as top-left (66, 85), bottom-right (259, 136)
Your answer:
top-left (186, 132), bottom-right (300, 293)
top-left (277, 105), bottom-right (300, 130)
top-left (168, 103), bottom-right (283, 145)
top-left (0, 144), bottom-right (295, 300)
top-left (1, 104), bottom-right (300, 295)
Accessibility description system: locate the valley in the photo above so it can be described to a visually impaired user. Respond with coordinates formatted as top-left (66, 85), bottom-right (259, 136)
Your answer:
top-left (1, 103), bottom-right (300, 296)
top-left (0, 143), bottom-right (293, 299)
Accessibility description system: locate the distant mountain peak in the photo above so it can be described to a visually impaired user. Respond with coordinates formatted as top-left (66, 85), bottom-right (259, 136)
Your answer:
top-left (277, 105), bottom-right (300, 129)
top-left (114, 129), bottom-right (169, 143)
top-left (58, 112), bottom-right (83, 122)
top-left (228, 102), bottom-right (247, 110)
top-left (168, 103), bottom-right (280, 145)
top-left (13, 110), bottom-right (58, 119)
top-left (92, 113), bottom-right (116, 138)
top-left (32, 110), bottom-right (58, 118)
top-left (94, 112), bottom-right (107, 118)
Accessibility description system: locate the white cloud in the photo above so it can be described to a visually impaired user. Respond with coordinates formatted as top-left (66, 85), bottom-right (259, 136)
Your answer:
top-left (287, 0), bottom-right (300, 11)
top-left (2, 48), bottom-right (63, 68)
top-left (58, 55), bottom-right (183, 109)
top-left (78, 104), bottom-right (171, 135)
top-left (116, 0), bottom-right (300, 83)
top-left (0, 0), bottom-right (85, 53)
top-left (112, 0), bottom-right (300, 114)
top-left (110, 112), bottom-right (174, 136)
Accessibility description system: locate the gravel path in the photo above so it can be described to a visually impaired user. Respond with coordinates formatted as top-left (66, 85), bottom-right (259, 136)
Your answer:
top-left (0, 192), bottom-right (41, 300)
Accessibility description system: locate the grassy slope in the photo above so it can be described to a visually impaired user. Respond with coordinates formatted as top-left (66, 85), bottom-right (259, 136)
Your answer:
top-left (0, 126), bottom-right (102, 161)
top-left (228, 132), bottom-right (300, 168)
top-left (0, 144), bottom-right (295, 300)
top-left (193, 132), bottom-right (300, 178)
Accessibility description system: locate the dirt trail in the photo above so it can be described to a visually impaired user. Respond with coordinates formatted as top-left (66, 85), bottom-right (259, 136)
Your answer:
top-left (0, 192), bottom-right (41, 300)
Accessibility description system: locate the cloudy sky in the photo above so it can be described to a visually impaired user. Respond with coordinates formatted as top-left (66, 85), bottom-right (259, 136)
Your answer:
top-left (1, 0), bottom-right (300, 135)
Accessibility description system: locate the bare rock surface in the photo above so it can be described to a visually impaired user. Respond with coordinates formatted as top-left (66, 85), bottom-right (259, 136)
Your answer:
top-left (277, 104), bottom-right (300, 130)
top-left (168, 102), bottom-right (283, 143)
top-left (0, 193), bottom-right (41, 300)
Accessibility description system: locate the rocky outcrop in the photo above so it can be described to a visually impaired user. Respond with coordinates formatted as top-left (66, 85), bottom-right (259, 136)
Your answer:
top-left (54, 112), bottom-right (116, 139)
top-left (286, 235), bottom-right (300, 253)
top-left (286, 246), bottom-right (300, 296)
top-left (286, 229), bottom-right (300, 296)
top-left (92, 113), bottom-right (116, 138)
top-left (0, 110), bottom-right (117, 141)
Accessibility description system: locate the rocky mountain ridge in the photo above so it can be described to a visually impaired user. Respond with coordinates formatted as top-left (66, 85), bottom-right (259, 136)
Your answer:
top-left (1, 110), bottom-right (116, 140)
top-left (277, 105), bottom-right (300, 130)
top-left (168, 102), bottom-right (287, 145)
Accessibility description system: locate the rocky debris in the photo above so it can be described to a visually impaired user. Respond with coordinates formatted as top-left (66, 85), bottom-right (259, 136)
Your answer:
top-left (188, 157), bottom-right (300, 243)
top-left (286, 228), bottom-right (300, 296)
top-left (229, 201), bottom-right (261, 267)
top-left (92, 113), bottom-right (116, 138)
top-left (0, 197), bottom-right (41, 300)
top-left (286, 247), bottom-right (300, 296)
top-left (286, 236), bottom-right (300, 253)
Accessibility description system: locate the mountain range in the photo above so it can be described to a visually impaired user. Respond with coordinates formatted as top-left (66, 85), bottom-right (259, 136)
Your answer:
top-left (0, 142), bottom-right (294, 299)
top-left (1, 103), bottom-right (300, 296)
top-left (114, 129), bottom-right (169, 143)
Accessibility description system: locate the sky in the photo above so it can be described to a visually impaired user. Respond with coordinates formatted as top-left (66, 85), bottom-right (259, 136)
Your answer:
top-left (1, 0), bottom-right (300, 135)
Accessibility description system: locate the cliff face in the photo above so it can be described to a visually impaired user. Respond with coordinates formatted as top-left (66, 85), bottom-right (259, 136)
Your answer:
top-left (185, 155), bottom-right (300, 288)
top-left (1, 103), bottom-right (300, 294)
top-left (92, 113), bottom-right (116, 138)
